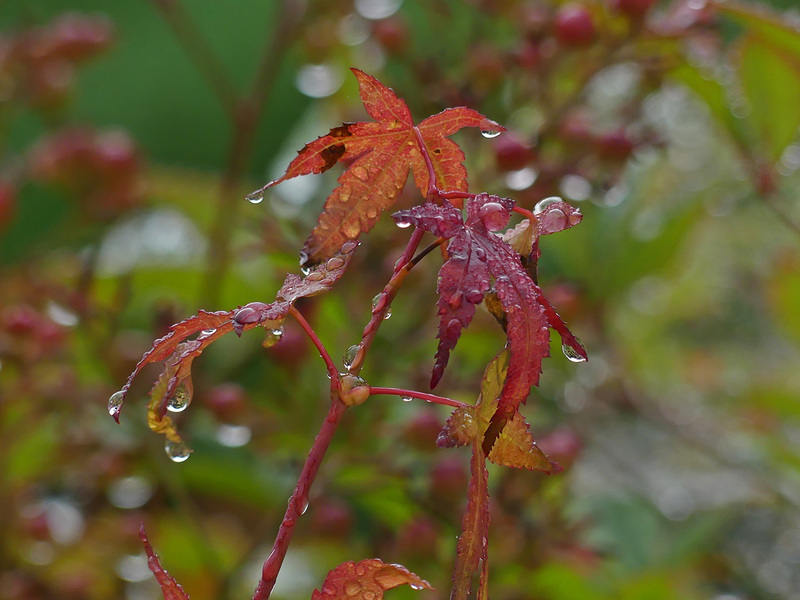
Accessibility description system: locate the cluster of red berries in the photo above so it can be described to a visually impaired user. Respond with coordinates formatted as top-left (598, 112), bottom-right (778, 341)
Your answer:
top-left (29, 127), bottom-right (143, 221)
top-left (0, 13), bottom-right (114, 112)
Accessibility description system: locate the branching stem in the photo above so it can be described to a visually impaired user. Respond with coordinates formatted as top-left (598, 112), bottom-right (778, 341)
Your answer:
top-left (289, 305), bottom-right (339, 384)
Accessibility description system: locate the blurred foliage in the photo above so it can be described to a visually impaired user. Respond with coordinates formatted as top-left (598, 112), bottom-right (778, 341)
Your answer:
top-left (1, 0), bottom-right (800, 599)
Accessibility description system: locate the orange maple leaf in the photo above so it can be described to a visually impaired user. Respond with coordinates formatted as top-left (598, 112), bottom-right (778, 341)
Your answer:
top-left (252, 68), bottom-right (503, 266)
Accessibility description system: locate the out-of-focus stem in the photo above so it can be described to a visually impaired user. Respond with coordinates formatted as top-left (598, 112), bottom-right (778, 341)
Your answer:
top-left (251, 398), bottom-right (347, 600)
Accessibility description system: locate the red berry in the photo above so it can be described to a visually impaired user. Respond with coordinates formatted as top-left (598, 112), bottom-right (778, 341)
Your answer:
top-left (615, 0), bottom-right (656, 20)
top-left (493, 132), bottom-right (534, 172)
top-left (205, 383), bottom-right (248, 421)
top-left (0, 181), bottom-right (16, 231)
top-left (395, 517), bottom-right (440, 558)
top-left (402, 410), bottom-right (443, 451)
top-left (597, 129), bottom-right (634, 161)
top-left (372, 17), bottom-right (409, 54)
top-left (309, 500), bottom-right (353, 539)
top-left (429, 456), bottom-right (468, 501)
top-left (554, 4), bottom-right (596, 47)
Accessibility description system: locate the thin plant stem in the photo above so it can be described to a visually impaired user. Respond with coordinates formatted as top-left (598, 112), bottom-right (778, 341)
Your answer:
top-left (251, 399), bottom-right (348, 600)
top-left (369, 387), bottom-right (468, 409)
top-left (289, 305), bottom-right (339, 384)
top-left (147, 0), bottom-right (239, 118)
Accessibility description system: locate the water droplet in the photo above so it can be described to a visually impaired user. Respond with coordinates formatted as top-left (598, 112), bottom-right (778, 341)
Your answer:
top-left (299, 497), bottom-right (309, 515)
top-left (409, 583), bottom-right (423, 590)
top-left (562, 341), bottom-right (587, 363)
top-left (396, 221), bottom-right (411, 228)
top-left (200, 329), bottom-right (216, 336)
top-left (474, 247), bottom-right (486, 261)
top-left (383, 307), bottom-right (392, 320)
top-left (465, 289), bottom-right (484, 304)
top-left (371, 293), bottom-right (387, 313)
top-left (108, 390), bottom-right (124, 417)
top-left (165, 439), bottom-right (191, 463)
top-left (480, 129), bottom-right (502, 139)
top-left (301, 265), bottom-right (311, 276)
top-left (246, 190), bottom-right (264, 204)
top-left (263, 327), bottom-right (284, 348)
top-left (534, 196), bottom-right (563, 214)
top-left (353, 166), bottom-right (369, 181)
top-left (306, 271), bottom-right (325, 282)
top-left (343, 344), bottom-right (360, 370)
top-left (341, 240), bottom-right (359, 254)
top-left (167, 385), bottom-right (191, 413)
top-left (344, 580), bottom-right (362, 596)
top-left (326, 257), bottom-right (345, 270)
top-left (402, 396), bottom-right (413, 402)
top-left (363, 592), bottom-right (376, 600)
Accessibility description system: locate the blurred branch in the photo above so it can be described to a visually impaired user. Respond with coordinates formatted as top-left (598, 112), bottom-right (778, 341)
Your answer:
top-left (147, 0), bottom-right (239, 119)
top-left (200, 0), bottom-right (304, 307)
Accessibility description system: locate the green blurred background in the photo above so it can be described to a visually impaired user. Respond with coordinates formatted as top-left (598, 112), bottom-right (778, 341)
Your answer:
top-left (2, 0), bottom-right (800, 599)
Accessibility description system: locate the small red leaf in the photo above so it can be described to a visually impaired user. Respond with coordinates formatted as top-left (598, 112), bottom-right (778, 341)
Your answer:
top-left (140, 525), bottom-right (190, 600)
top-left (311, 558), bottom-right (431, 599)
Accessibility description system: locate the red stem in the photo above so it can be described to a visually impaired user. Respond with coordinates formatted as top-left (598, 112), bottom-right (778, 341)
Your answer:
top-left (369, 387), bottom-right (468, 409)
top-left (251, 399), bottom-right (347, 600)
top-left (413, 126), bottom-right (438, 198)
top-left (289, 305), bottom-right (339, 384)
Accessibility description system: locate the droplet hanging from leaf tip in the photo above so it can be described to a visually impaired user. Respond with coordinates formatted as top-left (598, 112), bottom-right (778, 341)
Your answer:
top-left (166, 385), bottom-right (191, 413)
top-left (108, 390), bottom-right (124, 417)
top-left (245, 190), bottom-right (264, 204)
top-left (481, 129), bottom-right (502, 139)
top-left (165, 439), bottom-right (192, 462)
top-left (562, 341), bottom-right (587, 363)
top-left (263, 327), bottom-right (284, 348)
top-left (397, 221), bottom-right (411, 229)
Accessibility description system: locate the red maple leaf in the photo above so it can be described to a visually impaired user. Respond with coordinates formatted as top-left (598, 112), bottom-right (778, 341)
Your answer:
top-left (311, 558), bottom-right (431, 599)
top-left (250, 68), bottom-right (502, 267)
top-left (394, 194), bottom-right (585, 453)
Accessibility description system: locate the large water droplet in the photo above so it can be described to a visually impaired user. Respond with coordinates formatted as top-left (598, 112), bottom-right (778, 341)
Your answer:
top-left (326, 257), bottom-right (345, 270)
top-left (166, 385), bottom-right (190, 413)
top-left (396, 221), bottom-right (411, 229)
top-left (245, 190), bottom-right (264, 204)
top-left (108, 390), bottom-right (124, 417)
top-left (534, 196), bottom-right (563, 214)
top-left (200, 328), bottom-right (216, 336)
top-left (402, 396), bottom-right (413, 402)
top-left (165, 439), bottom-right (191, 462)
top-left (480, 129), bottom-right (502, 139)
top-left (383, 307), bottom-right (392, 320)
top-left (562, 341), bottom-right (587, 363)
top-left (344, 580), bottom-right (362, 597)
top-left (343, 344), bottom-right (360, 370)
top-left (409, 583), bottom-right (423, 590)
top-left (299, 497), bottom-right (309, 515)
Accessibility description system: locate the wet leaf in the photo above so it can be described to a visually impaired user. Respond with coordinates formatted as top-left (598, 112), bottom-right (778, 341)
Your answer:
top-left (438, 350), bottom-right (556, 473)
top-left (395, 194), bottom-right (582, 454)
top-left (115, 246), bottom-right (356, 447)
top-left (140, 526), bottom-right (191, 600)
top-left (311, 558), bottom-right (431, 599)
top-left (257, 69), bottom-right (502, 266)
top-left (450, 445), bottom-right (489, 600)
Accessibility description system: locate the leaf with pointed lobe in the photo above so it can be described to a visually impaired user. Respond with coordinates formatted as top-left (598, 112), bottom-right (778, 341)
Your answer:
top-left (140, 526), bottom-right (190, 600)
top-left (115, 245), bottom-right (356, 447)
top-left (438, 350), bottom-right (556, 473)
top-left (255, 68), bottom-right (502, 266)
top-left (311, 558), bottom-right (432, 599)
top-left (450, 444), bottom-right (490, 600)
